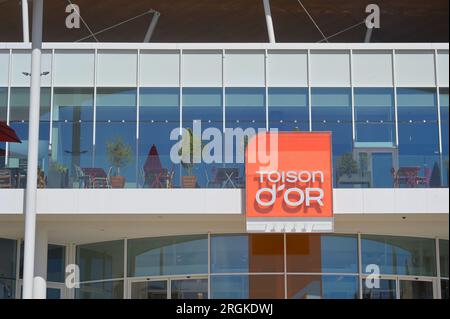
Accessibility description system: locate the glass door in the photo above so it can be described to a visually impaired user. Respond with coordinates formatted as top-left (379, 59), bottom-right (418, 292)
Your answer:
top-left (129, 277), bottom-right (208, 299)
top-left (171, 278), bottom-right (208, 299)
top-left (354, 148), bottom-right (398, 188)
top-left (130, 280), bottom-right (168, 299)
top-left (399, 279), bottom-right (434, 299)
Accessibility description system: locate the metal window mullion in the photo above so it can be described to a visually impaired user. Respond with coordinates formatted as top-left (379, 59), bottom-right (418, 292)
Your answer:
top-left (435, 238), bottom-right (442, 299)
top-left (284, 233), bottom-right (287, 299)
top-left (48, 49), bottom-right (55, 162)
top-left (350, 50), bottom-right (356, 143)
top-left (207, 232), bottom-right (211, 299)
top-left (123, 238), bottom-right (128, 299)
top-left (178, 49), bottom-right (184, 137)
top-left (357, 232), bottom-right (363, 299)
top-left (307, 49), bottom-right (312, 132)
top-left (92, 48), bottom-right (98, 168)
top-left (15, 238), bottom-right (21, 299)
top-left (222, 50), bottom-right (226, 134)
top-left (434, 50), bottom-right (444, 186)
top-left (5, 49), bottom-right (12, 165)
top-left (392, 50), bottom-right (400, 148)
top-left (265, 49), bottom-right (269, 132)
top-left (136, 50), bottom-right (140, 188)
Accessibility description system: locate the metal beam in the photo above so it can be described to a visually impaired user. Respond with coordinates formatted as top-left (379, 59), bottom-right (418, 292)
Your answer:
top-left (144, 10), bottom-right (160, 43)
top-left (262, 0), bottom-right (276, 43)
top-left (365, 27), bottom-right (373, 43)
top-left (21, 0), bottom-right (30, 43)
top-left (22, 0), bottom-right (44, 299)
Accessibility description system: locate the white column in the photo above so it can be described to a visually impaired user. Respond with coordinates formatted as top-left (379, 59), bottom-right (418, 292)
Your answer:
top-left (22, 0), bottom-right (44, 299)
top-left (262, 0), bottom-right (276, 43)
top-left (21, 0), bottom-right (30, 43)
top-left (33, 226), bottom-right (48, 299)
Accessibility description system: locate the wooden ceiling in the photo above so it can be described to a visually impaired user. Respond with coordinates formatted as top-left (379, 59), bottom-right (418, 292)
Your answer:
top-left (0, 0), bottom-right (448, 43)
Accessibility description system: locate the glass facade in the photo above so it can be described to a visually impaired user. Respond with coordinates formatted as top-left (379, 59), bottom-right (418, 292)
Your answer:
top-left (0, 49), bottom-right (448, 190)
top-left (70, 234), bottom-right (448, 299)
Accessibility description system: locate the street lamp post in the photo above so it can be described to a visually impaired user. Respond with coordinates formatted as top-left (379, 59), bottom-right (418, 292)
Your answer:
top-left (22, 0), bottom-right (44, 299)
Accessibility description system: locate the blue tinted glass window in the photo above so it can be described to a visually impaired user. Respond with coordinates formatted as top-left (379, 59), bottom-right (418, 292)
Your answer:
top-left (76, 240), bottom-right (124, 282)
top-left (51, 88), bottom-right (94, 187)
top-left (288, 275), bottom-right (359, 299)
top-left (225, 88), bottom-right (265, 178)
top-left (225, 88), bottom-right (266, 130)
top-left (355, 88), bottom-right (395, 147)
top-left (211, 275), bottom-right (284, 299)
top-left (8, 88), bottom-right (51, 185)
top-left (139, 88), bottom-right (180, 188)
top-left (96, 88), bottom-right (137, 187)
top-left (127, 235), bottom-right (208, 277)
top-left (361, 235), bottom-right (436, 276)
top-left (182, 88), bottom-right (223, 187)
top-left (268, 88), bottom-right (309, 132)
top-left (211, 235), bottom-right (249, 273)
top-left (286, 234), bottom-right (358, 273)
top-left (311, 88), bottom-right (352, 155)
top-left (47, 245), bottom-right (65, 283)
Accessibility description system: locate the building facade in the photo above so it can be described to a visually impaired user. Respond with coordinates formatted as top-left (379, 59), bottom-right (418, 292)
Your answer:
top-left (0, 42), bottom-right (449, 299)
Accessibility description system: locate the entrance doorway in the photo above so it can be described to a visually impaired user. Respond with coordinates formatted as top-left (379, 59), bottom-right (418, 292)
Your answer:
top-left (128, 276), bottom-right (208, 299)
top-left (362, 275), bottom-right (437, 299)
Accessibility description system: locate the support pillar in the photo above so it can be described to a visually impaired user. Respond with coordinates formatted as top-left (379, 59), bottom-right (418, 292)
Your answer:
top-left (22, 0), bottom-right (44, 299)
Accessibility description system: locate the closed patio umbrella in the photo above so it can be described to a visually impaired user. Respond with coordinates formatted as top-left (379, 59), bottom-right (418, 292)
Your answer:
top-left (0, 121), bottom-right (21, 143)
top-left (144, 144), bottom-right (163, 173)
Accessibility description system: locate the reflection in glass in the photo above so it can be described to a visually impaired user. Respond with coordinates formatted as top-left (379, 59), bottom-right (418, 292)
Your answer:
top-left (311, 88), bottom-right (352, 187)
top-left (8, 88), bottom-right (51, 187)
top-left (96, 88), bottom-right (137, 188)
top-left (211, 234), bottom-right (284, 273)
top-left (76, 280), bottom-right (123, 299)
top-left (361, 235), bottom-right (436, 276)
top-left (311, 88), bottom-right (352, 156)
top-left (171, 279), bottom-right (208, 299)
top-left (47, 245), bottom-right (65, 283)
top-left (182, 88), bottom-right (223, 188)
top-left (363, 279), bottom-right (396, 299)
top-left (268, 88), bottom-right (309, 132)
top-left (397, 88), bottom-right (440, 187)
top-left (211, 275), bottom-right (284, 299)
top-left (51, 88), bottom-right (94, 188)
top-left (76, 240), bottom-right (124, 282)
top-left (288, 275), bottom-right (359, 299)
top-left (139, 88), bottom-right (180, 188)
top-left (354, 88), bottom-right (395, 147)
top-left (131, 280), bottom-right (167, 299)
top-left (399, 280), bottom-right (433, 299)
top-left (127, 235), bottom-right (208, 277)
top-left (225, 88), bottom-right (266, 177)
top-left (286, 234), bottom-right (358, 273)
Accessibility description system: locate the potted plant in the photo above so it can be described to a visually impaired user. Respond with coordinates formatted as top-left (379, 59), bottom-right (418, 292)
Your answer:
top-left (47, 162), bottom-right (69, 188)
top-left (179, 128), bottom-right (202, 188)
top-left (336, 153), bottom-right (358, 185)
top-left (106, 137), bottom-right (132, 188)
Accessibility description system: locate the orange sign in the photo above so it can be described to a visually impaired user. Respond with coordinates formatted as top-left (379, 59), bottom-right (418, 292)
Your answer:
top-left (245, 132), bottom-right (334, 233)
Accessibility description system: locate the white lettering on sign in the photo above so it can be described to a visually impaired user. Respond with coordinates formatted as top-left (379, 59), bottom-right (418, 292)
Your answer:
top-left (255, 171), bottom-right (325, 208)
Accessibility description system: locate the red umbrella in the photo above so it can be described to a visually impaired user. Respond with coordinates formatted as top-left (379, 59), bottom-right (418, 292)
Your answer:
top-left (0, 121), bottom-right (21, 143)
top-left (144, 144), bottom-right (162, 173)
